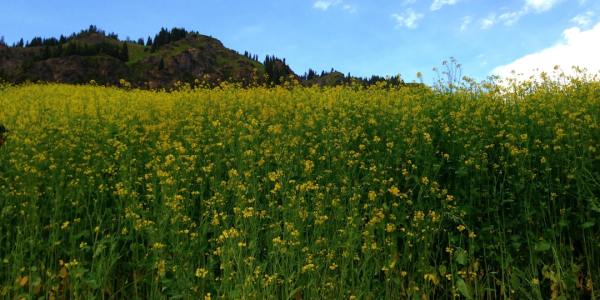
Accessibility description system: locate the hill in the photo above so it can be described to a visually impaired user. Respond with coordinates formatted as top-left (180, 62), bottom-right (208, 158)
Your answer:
top-left (0, 27), bottom-right (270, 88)
top-left (0, 26), bottom-right (416, 89)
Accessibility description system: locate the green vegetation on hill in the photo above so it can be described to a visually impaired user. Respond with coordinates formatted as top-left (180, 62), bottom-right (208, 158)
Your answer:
top-left (0, 26), bottom-right (416, 89)
top-left (0, 26), bottom-right (267, 88)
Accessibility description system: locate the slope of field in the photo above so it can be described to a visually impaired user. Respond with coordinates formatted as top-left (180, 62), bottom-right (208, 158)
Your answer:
top-left (0, 81), bottom-right (599, 299)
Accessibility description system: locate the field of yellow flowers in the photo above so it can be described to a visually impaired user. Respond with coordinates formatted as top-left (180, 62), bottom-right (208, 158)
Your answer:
top-left (0, 79), bottom-right (599, 299)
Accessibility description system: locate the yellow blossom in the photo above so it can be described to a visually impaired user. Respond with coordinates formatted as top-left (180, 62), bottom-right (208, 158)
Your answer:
top-left (304, 160), bottom-right (314, 173)
top-left (61, 221), bottom-right (70, 230)
top-left (368, 191), bottom-right (377, 201)
top-left (388, 186), bottom-right (401, 197)
top-left (195, 268), bottom-right (209, 278)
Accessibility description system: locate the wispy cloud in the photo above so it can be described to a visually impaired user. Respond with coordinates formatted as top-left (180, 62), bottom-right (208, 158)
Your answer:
top-left (493, 22), bottom-right (600, 79)
top-left (430, 0), bottom-right (458, 11)
top-left (571, 11), bottom-right (595, 27)
top-left (479, 9), bottom-right (529, 29)
top-left (499, 10), bottom-right (525, 25)
top-left (313, 0), bottom-right (356, 13)
top-left (524, 0), bottom-right (562, 13)
top-left (480, 14), bottom-right (496, 30)
top-left (392, 9), bottom-right (424, 29)
top-left (478, 0), bottom-right (562, 30)
top-left (313, 0), bottom-right (342, 11)
top-left (342, 4), bottom-right (357, 13)
top-left (460, 16), bottom-right (472, 31)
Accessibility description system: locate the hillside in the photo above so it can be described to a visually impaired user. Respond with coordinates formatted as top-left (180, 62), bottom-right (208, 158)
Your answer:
top-left (128, 35), bottom-right (267, 88)
top-left (0, 27), bottom-right (270, 88)
top-left (0, 26), bottom-right (417, 89)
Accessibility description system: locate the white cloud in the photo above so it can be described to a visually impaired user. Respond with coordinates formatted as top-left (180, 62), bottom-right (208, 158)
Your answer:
top-left (392, 9), bottom-right (424, 29)
top-left (460, 16), bottom-right (472, 31)
top-left (431, 0), bottom-right (458, 11)
top-left (480, 14), bottom-right (496, 29)
top-left (525, 0), bottom-right (562, 13)
top-left (571, 11), bottom-right (594, 27)
top-left (493, 22), bottom-right (600, 80)
top-left (479, 9), bottom-right (529, 29)
top-left (498, 10), bottom-right (524, 26)
top-left (479, 0), bottom-right (563, 30)
top-left (313, 0), bottom-right (356, 13)
top-left (342, 4), bottom-right (357, 13)
top-left (313, 0), bottom-right (342, 10)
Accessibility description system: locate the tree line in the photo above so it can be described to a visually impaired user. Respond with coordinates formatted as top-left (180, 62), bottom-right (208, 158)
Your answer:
top-left (11, 25), bottom-right (119, 48)
top-left (34, 42), bottom-right (129, 61)
top-left (264, 55), bottom-right (295, 85)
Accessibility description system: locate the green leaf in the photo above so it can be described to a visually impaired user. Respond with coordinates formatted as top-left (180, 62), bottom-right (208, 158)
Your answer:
top-left (456, 278), bottom-right (473, 300)
top-left (286, 286), bottom-right (303, 300)
top-left (534, 241), bottom-right (551, 252)
top-left (588, 197), bottom-right (600, 213)
top-left (455, 249), bottom-right (468, 265)
top-left (558, 220), bottom-right (568, 228)
top-left (582, 221), bottom-right (595, 229)
top-left (438, 265), bottom-right (447, 276)
top-left (511, 241), bottom-right (521, 250)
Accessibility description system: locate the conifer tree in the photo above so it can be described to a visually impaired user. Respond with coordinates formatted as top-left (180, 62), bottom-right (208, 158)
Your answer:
top-left (41, 46), bottom-right (51, 59)
top-left (120, 43), bottom-right (129, 61)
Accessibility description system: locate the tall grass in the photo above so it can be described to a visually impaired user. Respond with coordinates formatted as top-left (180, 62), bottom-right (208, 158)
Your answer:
top-left (0, 77), bottom-right (598, 299)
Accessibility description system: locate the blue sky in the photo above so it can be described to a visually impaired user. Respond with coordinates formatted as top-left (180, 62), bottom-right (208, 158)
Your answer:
top-left (1, 0), bottom-right (599, 82)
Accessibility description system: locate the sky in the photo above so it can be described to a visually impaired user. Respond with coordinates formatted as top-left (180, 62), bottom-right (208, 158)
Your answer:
top-left (1, 0), bottom-right (600, 83)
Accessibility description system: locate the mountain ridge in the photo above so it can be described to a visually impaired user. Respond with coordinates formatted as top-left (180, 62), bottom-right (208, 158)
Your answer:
top-left (0, 26), bottom-right (412, 89)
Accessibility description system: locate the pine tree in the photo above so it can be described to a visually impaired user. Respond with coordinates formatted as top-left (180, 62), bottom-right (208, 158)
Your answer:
top-left (120, 42), bottom-right (129, 61)
top-left (42, 46), bottom-right (51, 59)
top-left (307, 69), bottom-right (317, 80)
top-left (54, 44), bottom-right (63, 57)
top-left (65, 42), bottom-right (77, 56)
top-left (28, 37), bottom-right (43, 47)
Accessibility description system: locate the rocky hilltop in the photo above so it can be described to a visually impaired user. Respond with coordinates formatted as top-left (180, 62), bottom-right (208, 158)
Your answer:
top-left (0, 27), bottom-right (272, 88)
